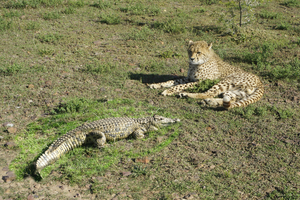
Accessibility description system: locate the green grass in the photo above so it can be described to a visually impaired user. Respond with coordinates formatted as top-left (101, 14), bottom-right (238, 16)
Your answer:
top-left (5, 0), bottom-right (64, 9)
top-left (0, 17), bottom-right (13, 31)
top-left (25, 21), bottom-right (40, 30)
top-left (37, 33), bottom-right (63, 44)
top-left (281, 0), bottom-right (300, 7)
top-left (120, 3), bottom-right (160, 15)
top-left (259, 11), bottom-right (281, 19)
top-left (187, 79), bottom-right (221, 93)
top-left (99, 13), bottom-right (121, 25)
top-left (0, 63), bottom-right (22, 76)
top-left (43, 11), bottom-right (61, 20)
top-left (10, 98), bottom-right (180, 180)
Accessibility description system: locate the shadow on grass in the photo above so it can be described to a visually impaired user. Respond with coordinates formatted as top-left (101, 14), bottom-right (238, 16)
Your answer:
top-left (129, 72), bottom-right (185, 84)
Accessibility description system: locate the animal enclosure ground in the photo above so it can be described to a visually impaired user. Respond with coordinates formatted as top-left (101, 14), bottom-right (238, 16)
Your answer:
top-left (0, 0), bottom-right (300, 199)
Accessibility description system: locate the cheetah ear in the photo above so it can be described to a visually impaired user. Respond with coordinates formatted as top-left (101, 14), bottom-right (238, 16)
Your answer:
top-left (208, 43), bottom-right (213, 49)
top-left (188, 40), bottom-right (193, 45)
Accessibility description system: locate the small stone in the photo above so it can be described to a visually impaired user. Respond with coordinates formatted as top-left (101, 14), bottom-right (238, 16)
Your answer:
top-left (7, 127), bottom-right (17, 134)
top-left (29, 100), bottom-right (33, 103)
top-left (27, 194), bottom-right (34, 200)
top-left (34, 184), bottom-right (40, 189)
top-left (0, 136), bottom-right (3, 140)
top-left (93, 40), bottom-right (102, 45)
top-left (27, 84), bottom-right (34, 89)
top-left (4, 142), bottom-right (16, 148)
top-left (59, 185), bottom-right (64, 190)
top-left (100, 87), bottom-right (106, 92)
top-left (133, 67), bottom-right (141, 71)
top-left (209, 165), bottom-right (216, 169)
top-left (2, 167), bottom-right (9, 171)
top-left (3, 122), bottom-right (14, 127)
top-left (122, 171), bottom-right (132, 177)
top-left (135, 157), bottom-right (150, 164)
top-left (44, 81), bottom-right (52, 87)
top-left (156, 136), bottom-right (164, 143)
top-left (107, 185), bottom-right (113, 189)
top-left (206, 127), bottom-right (212, 131)
top-left (180, 68), bottom-right (184, 73)
top-left (2, 171), bottom-right (16, 182)
top-left (292, 96), bottom-right (298, 102)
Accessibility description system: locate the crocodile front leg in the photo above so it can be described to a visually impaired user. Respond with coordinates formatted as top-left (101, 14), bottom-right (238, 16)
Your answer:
top-left (132, 127), bottom-right (147, 139)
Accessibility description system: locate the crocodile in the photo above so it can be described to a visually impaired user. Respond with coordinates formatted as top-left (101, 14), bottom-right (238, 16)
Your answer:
top-left (36, 115), bottom-right (180, 172)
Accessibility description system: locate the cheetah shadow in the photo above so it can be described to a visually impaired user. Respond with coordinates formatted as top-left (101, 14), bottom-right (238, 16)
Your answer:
top-left (129, 73), bottom-right (185, 84)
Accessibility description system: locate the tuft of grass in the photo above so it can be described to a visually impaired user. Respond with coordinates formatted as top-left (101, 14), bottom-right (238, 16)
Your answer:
top-left (275, 22), bottom-right (291, 30)
top-left (259, 11), bottom-right (281, 19)
top-left (131, 165), bottom-right (148, 177)
top-left (82, 62), bottom-right (117, 75)
top-left (267, 58), bottom-right (300, 82)
top-left (234, 104), bottom-right (294, 120)
top-left (125, 26), bottom-right (155, 41)
top-left (99, 13), bottom-right (121, 25)
top-left (25, 21), bottom-right (40, 30)
top-left (243, 42), bottom-right (276, 65)
top-left (67, 0), bottom-right (85, 8)
top-left (152, 20), bottom-right (186, 34)
top-left (37, 33), bottom-right (63, 44)
top-left (62, 6), bottom-right (76, 14)
top-left (91, 0), bottom-right (112, 9)
top-left (5, 0), bottom-right (64, 9)
top-left (0, 17), bottom-right (13, 31)
top-left (187, 79), bottom-right (221, 93)
top-left (0, 64), bottom-right (22, 76)
top-left (192, 7), bottom-right (207, 13)
top-left (120, 3), bottom-right (160, 16)
top-left (51, 98), bottom-right (91, 114)
top-left (159, 51), bottom-right (181, 58)
top-left (281, 0), bottom-right (300, 8)
top-left (38, 48), bottom-right (55, 56)
top-left (43, 12), bottom-right (61, 20)
top-left (3, 10), bottom-right (22, 18)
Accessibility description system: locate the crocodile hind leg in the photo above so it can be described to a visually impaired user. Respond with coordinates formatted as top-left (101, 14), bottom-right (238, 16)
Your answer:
top-left (88, 130), bottom-right (107, 148)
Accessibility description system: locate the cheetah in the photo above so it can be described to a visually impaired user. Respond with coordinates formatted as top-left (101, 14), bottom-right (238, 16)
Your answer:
top-left (148, 40), bottom-right (264, 109)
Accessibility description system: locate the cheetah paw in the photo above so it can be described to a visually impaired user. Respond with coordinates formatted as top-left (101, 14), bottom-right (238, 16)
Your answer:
top-left (161, 90), bottom-right (173, 96)
top-left (178, 92), bottom-right (188, 98)
top-left (147, 83), bottom-right (161, 89)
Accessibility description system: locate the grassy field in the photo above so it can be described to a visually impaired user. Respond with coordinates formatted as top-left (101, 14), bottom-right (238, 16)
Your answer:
top-left (0, 0), bottom-right (299, 199)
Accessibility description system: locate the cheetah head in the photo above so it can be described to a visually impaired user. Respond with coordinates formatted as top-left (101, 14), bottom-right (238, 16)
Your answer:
top-left (188, 40), bottom-right (213, 65)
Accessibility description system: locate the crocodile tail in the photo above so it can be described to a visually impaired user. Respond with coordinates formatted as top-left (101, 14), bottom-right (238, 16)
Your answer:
top-left (224, 86), bottom-right (264, 109)
top-left (36, 129), bottom-right (87, 172)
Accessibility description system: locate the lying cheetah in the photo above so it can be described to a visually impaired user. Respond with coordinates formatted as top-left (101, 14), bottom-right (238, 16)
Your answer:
top-left (148, 40), bottom-right (264, 109)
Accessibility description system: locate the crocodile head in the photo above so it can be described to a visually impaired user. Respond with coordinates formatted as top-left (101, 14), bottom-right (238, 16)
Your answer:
top-left (152, 115), bottom-right (180, 126)
top-left (136, 115), bottom-right (180, 131)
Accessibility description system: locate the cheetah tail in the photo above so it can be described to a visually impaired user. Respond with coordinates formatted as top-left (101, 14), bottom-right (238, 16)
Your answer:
top-left (223, 87), bottom-right (264, 109)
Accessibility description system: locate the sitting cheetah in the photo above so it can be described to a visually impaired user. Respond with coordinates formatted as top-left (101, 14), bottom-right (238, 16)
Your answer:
top-left (148, 40), bottom-right (264, 109)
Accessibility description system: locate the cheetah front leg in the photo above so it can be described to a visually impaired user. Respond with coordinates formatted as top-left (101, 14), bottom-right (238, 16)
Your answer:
top-left (161, 81), bottom-right (199, 96)
top-left (148, 78), bottom-right (189, 89)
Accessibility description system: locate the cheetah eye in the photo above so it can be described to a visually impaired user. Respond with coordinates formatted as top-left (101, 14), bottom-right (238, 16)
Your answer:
top-left (197, 52), bottom-right (201, 54)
